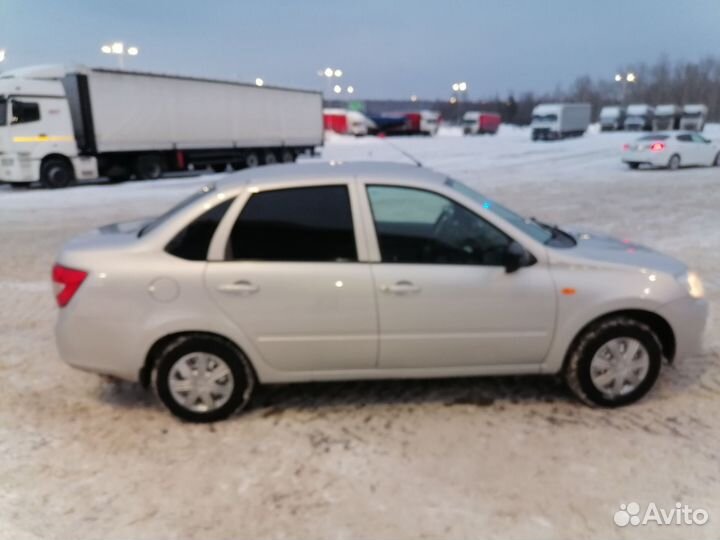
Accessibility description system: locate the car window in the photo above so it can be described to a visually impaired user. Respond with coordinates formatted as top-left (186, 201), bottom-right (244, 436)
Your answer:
top-left (0, 98), bottom-right (6, 126)
top-left (690, 133), bottom-right (709, 144)
top-left (367, 185), bottom-right (512, 265)
top-left (166, 198), bottom-right (234, 260)
top-left (11, 100), bottom-right (40, 124)
top-left (676, 134), bottom-right (693, 142)
top-left (139, 185), bottom-right (216, 237)
top-left (228, 185), bottom-right (357, 262)
top-left (638, 134), bottom-right (668, 141)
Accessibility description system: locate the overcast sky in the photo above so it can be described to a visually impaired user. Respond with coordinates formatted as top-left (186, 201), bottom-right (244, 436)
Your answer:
top-left (2, 0), bottom-right (719, 99)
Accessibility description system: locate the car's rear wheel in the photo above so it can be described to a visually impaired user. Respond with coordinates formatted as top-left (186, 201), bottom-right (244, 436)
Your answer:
top-left (668, 154), bottom-right (681, 170)
top-left (564, 317), bottom-right (662, 407)
top-left (713, 152), bottom-right (720, 166)
top-left (155, 335), bottom-right (255, 422)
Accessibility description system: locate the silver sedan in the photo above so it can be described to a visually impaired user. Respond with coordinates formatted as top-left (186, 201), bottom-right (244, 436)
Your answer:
top-left (53, 162), bottom-right (708, 421)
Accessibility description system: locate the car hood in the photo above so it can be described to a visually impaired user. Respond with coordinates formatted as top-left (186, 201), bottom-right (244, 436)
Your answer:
top-left (557, 226), bottom-right (687, 275)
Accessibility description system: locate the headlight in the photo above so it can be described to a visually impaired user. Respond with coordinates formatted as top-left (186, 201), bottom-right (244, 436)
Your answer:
top-left (679, 271), bottom-right (705, 299)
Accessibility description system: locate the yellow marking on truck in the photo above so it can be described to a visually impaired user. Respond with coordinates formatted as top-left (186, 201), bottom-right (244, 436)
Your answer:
top-left (12, 135), bottom-right (75, 143)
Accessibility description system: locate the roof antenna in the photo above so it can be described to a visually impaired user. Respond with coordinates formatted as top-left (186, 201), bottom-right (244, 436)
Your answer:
top-left (379, 137), bottom-right (423, 167)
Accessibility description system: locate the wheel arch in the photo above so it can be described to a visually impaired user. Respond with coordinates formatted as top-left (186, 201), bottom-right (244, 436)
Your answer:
top-left (41, 153), bottom-right (75, 174)
top-left (139, 330), bottom-right (258, 387)
top-left (562, 309), bottom-right (676, 371)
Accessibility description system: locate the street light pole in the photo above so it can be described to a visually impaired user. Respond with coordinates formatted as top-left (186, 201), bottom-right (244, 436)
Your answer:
top-left (101, 42), bottom-right (140, 69)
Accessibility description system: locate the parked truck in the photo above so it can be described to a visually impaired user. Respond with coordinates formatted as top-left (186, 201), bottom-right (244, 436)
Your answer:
top-left (652, 104), bottom-right (681, 131)
top-left (0, 64), bottom-right (323, 188)
top-left (530, 103), bottom-right (591, 140)
top-left (598, 106), bottom-right (625, 131)
top-left (679, 104), bottom-right (708, 131)
top-left (323, 108), bottom-right (369, 136)
top-left (462, 111), bottom-right (501, 135)
top-left (624, 104), bottom-right (654, 131)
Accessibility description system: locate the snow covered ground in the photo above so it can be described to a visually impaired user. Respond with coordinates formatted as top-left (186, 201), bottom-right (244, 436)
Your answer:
top-left (1, 125), bottom-right (719, 539)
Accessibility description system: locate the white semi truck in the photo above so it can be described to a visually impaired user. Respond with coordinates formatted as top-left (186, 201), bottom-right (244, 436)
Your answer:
top-left (598, 106), bottom-right (625, 131)
top-left (530, 103), bottom-right (591, 140)
top-left (679, 104), bottom-right (708, 131)
top-left (0, 65), bottom-right (324, 188)
top-left (624, 104), bottom-right (654, 131)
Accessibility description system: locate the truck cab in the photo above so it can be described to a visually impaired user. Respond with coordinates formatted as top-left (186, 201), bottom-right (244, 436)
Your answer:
top-left (0, 66), bottom-right (97, 187)
top-left (598, 106), bottom-right (625, 131)
top-left (624, 104), bottom-right (654, 131)
top-left (679, 104), bottom-right (708, 131)
top-left (652, 104), bottom-right (681, 131)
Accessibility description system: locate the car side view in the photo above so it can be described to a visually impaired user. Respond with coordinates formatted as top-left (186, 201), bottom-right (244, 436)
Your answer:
top-left (622, 132), bottom-right (720, 170)
top-left (53, 162), bottom-right (708, 422)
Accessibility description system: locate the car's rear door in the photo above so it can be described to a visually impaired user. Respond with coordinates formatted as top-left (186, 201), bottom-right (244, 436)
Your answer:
top-left (205, 183), bottom-right (378, 372)
top-left (363, 184), bottom-right (556, 369)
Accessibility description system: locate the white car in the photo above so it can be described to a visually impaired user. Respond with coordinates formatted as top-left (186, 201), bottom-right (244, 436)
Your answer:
top-left (622, 132), bottom-right (720, 170)
top-left (54, 162), bottom-right (708, 422)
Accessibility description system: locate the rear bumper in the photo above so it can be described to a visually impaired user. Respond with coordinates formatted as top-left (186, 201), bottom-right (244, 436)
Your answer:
top-left (622, 151), bottom-right (669, 167)
top-left (656, 296), bottom-right (709, 360)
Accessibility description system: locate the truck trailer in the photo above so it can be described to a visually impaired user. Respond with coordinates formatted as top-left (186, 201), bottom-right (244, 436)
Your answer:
top-left (530, 103), bottom-right (591, 140)
top-left (0, 64), bottom-right (323, 188)
top-left (462, 111), bottom-right (501, 135)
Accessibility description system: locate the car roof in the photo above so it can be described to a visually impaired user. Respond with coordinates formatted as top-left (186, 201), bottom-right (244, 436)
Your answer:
top-left (215, 160), bottom-right (449, 190)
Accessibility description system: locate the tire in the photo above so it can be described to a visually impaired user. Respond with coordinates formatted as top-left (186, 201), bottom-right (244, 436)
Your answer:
top-left (245, 153), bottom-right (259, 168)
top-left (564, 317), bottom-right (662, 407)
top-left (280, 149), bottom-right (295, 163)
top-left (40, 158), bottom-right (74, 189)
top-left (135, 155), bottom-right (164, 180)
top-left (154, 334), bottom-right (256, 423)
top-left (263, 151), bottom-right (278, 165)
top-left (713, 152), bottom-right (720, 167)
top-left (667, 154), bottom-right (681, 170)
top-left (211, 164), bottom-right (227, 173)
top-left (627, 162), bottom-right (640, 170)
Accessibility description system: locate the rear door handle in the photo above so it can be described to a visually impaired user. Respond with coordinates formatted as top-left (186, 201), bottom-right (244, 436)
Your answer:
top-left (381, 280), bottom-right (421, 295)
top-left (217, 280), bottom-right (259, 295)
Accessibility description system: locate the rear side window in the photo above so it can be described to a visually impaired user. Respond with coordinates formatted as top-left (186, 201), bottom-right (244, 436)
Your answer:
top-left (228, 185), bottom-right (357, 262)
top-left (166, 198), bottom-right (234, 260)
top-left (677, 134), bottom-right (692, 142)
top-left (11, 100), bottom-right (40, 124)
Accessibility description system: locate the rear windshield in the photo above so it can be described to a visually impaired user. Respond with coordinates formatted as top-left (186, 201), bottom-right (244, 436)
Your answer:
top-left (138, 185), bottom-right (216, 237)
top-left (637, 134), bottom-right (669, 141)
top-left (0, 98), bottom-right (6, 126)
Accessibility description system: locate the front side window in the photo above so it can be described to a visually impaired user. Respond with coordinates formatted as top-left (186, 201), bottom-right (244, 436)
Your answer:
top-left (11, 100), bottom-right (40, 124)
top-left (367, 185), bottom-right (511, 265)
top-left (0, 98), bottom-right (7, 126)
top-left (228, 185), bottom-right (357, 262)
top-left (691, 133), bottom-right (709, 144)
top-left (166, 198), bottom-right (234, 260)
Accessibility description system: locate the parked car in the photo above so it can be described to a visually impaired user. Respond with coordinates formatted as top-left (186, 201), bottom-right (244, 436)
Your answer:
top-left (462, 111), bottom-right (501, 135)
top-left (530, 103), bottom-right (591, 140)
top-left (54, 162), bottom-right (708, 422)
top-left (679, 104), bottom-right (708, 131)
top-left (622, 132), bottom-right (720, 169)
top-left (598, 106), bottom-right (626, 131)
top-left (624, 104), bottom-right (654, 131)
top-left (652, 105), bottom-right (681, 131)
top-left (0, 65), bottom-right (323, 188)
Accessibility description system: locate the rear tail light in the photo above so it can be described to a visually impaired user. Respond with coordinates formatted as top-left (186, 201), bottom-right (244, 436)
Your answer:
top-left (52, 264), bottom-right (87, 307)
top-left (649, 142), bottom-right (665, 152)
top-left (622, 144), bottom-right (630, 151)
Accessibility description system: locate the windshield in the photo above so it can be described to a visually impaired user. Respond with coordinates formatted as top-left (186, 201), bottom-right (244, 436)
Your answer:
top-left (138, 184), bottom-right (216, 237)
top-left (683, 112), bottom-right (703, 118)
top-left (445, 178), bottom-right (553, 244)
top-left (532, 114), bottom-right (558, 123)
top-left (0, 98), bottom-right (6, 126)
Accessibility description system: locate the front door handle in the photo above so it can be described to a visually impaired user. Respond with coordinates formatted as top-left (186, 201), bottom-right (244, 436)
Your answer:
top-left (217, 280), bottom-right (259, 295)
top-left (381, 280), bottom-right (421, 295)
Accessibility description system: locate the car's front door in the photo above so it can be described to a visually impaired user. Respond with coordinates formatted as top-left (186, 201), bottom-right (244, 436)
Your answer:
top-left (365, 185), bottom-right (556, 369)
top-left (205, 184), bottom-right (378, 372)
top-left (690, 133), bottom-right (715, 165)
top-left (676, 133), bottom-right (701, 165)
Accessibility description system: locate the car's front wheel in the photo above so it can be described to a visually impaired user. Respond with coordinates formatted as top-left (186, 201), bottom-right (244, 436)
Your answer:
top-left (155, 335), bottom-right (255, 422)
top-left (565, 317), bottom-right (662, 407)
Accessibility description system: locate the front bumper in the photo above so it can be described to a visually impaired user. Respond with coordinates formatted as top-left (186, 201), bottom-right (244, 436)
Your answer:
top-left (0, 154), bottom-right (38, 182)
top-left (656, 296), bottom-right (709, 361)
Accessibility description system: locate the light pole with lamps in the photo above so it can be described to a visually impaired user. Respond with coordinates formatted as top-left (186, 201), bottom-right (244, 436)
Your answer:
top-left (614, 72), bottom-right (636, 104)
top-left (451, 81), bottom-right (469, 123)
top-left (101, 42), bottom-right (140, 69)
top-left (318, 67), bottom-right (344, 97)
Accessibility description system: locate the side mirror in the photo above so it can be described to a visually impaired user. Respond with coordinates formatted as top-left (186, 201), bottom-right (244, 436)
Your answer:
top-left (504, 241), bottom-right (533, 273)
